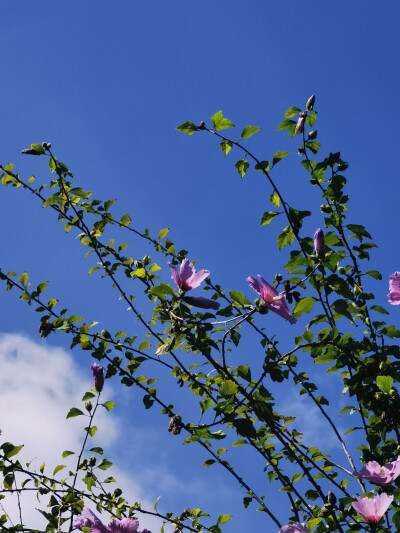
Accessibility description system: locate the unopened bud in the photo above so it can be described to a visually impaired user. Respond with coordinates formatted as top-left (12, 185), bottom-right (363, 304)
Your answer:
top-left (295, 112), bottom-right (307, 135)
top-left (197, 121), bottom-right (206, 130)
top-left (85, 401), bottom-right (93, 412)
top-left (313, 228), bottom-right (325, 256)
top-left (306, 94), bottom-right (315, 110)
top-left (21, 148), bottom-right (42, 155)
top-left (308, 130), bottom-right (317, 140)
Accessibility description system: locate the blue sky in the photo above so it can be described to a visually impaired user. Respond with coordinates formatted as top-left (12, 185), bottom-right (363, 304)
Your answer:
top-left (1, 2), bottom-right (400, 532)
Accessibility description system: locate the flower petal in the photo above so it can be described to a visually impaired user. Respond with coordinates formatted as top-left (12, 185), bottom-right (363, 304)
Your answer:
top-left (108, 518), bottom-right (140, 533)
top-left (187, 269), bottom-right (210, 289)
top-left (246, 276), bottom-right (262, 298)
top-left (168, 262), bottom-right (181, 288)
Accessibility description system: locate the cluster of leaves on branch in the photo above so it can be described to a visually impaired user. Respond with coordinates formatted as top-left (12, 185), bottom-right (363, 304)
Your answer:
top-left (0, 95), bottom-right (399, 533)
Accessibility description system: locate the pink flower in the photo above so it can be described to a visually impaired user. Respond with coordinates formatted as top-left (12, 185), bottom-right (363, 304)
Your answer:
top-left (278, 523), bottom-right (309, 533)
top-left (168, 259), bottom-right (209, 290)
top-left (313, 228), bottom-right (325, 256)
top-left (108, 518), bottom-right (140, 533)
top-left (74, 509), bottom-right (108, 533)
top-left (74, 510), bottom-right (151, 533)
top-left (354, 457), bottom-right (400, 486)
top-left (351, 493), bottom-right (393, 523)
top-left (247, 275), bottom-right (296, 324)
top-left (388, 272), bottom-right (400, 305)
top-left (168, 259), bottom-right (219, 310)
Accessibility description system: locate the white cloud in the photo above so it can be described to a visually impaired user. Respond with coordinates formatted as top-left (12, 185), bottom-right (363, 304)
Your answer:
top-left (0, 334), bottom-right (165, 532)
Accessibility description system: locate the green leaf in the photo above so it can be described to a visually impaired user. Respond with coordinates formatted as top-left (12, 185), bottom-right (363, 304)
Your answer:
top-left (148, 283), bottom-right (174, 301)
top-left (139, 340), bottom-right (151, 351)
top-left (306, 111), bottom-right (317, 127)
top-left (366, 270), bottom-right (382, 280)
top-left (219, 140), bottom-right (233, 155)
top-left (210, 110), bottom-right (235, 131)
top-left (28, 143), bottom-right (45, 155)
top-left (2, 443), bottom-right (24, 459)
top-left (62, 450), bottom-right (75, 458)
top-left (284, 106), bottom-right (301, 119)
top-left (237, 365), bottom-right (251, 382)
top-left (82, 392), bottom-right (95, 401)
top-left (156, 336), bottom-right (175, 355)
top-left (376, 376), bottom-right (393, 394)
top-left (292, 297), bottom-right (316, 318)
top-left (53, 464), bottom-right (66, 476)
top-left (66, 407), bottom-right (85, 419)
top-left (346, 224), bottom-right (371, 241)
top-left (235, 159), bottom-right (249, 178)
top-left (233, 418), bottom-right (257, 439)
top-left (371, 305), bottom-right (389, 315)
top-left (89, 447), bottom-right (104, 455)
top-left (220, 380), bottom-right (238, 396)
top-left (153, 496), bottom-right (161, 511)
top-left (260, 211), bottom-right (279, 226)
top-left (240, 125), bottom-right (261, 139)
top-left (277, 226), bottom-right (294, 250)
top-left (158, 228), bottom-right (169, 240)
top-left (98, 459), bottom-right (113, 470)
top-left (120, 214), bottom-right (131, 226)
top-left (102, 401), bottom-right (115, 412)
top-left (331, 299), bottom-right (353, 321)
top-left (202, 459), bottom-right (216, 467)
top-left (176, 121), bottom-right (198, 135)
top-left (217, 515), bottom-right (232, 525)
top-left (88, 266), bottom-right (100, 275)
top-left (229, 291), bottom-right (251, 308)
top-left (381, 325), bottom-right (400, 338)
top-left (270, 193), bottom-right (280, 207)
top-left (19, 272), bottom-right (28, 285)
top-left (254, 160), bottom-right (270, 172)
top-left (272, 151), bottom-right (289, 166)
top-left (82, 474), bottom-right (96, 491)
top-left (277, 119), bottom-right (296, 137)
top-left (87, 426), bottom-right (98, 437)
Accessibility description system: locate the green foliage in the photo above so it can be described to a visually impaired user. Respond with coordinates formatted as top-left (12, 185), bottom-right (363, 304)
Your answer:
top-left (210, 110), bottom-right (235, 131)
top-left (2, 97), bottom-right (399, 533)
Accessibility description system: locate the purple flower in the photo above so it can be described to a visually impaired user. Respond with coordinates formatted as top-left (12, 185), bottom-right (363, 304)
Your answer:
top-left (168, 259), bottom-right (209, 291)
top-left (74, 508), bottom-right (108, 533)
top-left (388, 271), bottom-right (400, 305)
top-left (183, 296), bottom-right (220, 310)
top-left (74, 510), bottom-right (151, 533)
top-left (354, 456), bottom-right (400, 486)
top-left (278, 523), bottom-right (309, 533)
top-left (313, 228), bottom-right (325, 256)
top-left (351, 493), bottom-right (393, 523)
top-left (91, 363), bottom-right (105, 392)
top-left (247, 275), bottom-right (296, 324)
top-left (108, 518), bottom-right (140, 533)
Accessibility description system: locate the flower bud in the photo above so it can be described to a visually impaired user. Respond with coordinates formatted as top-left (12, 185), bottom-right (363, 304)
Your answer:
top-left (85, 401), bottom-right (93, 412)
top-left (306, 94), bottom-right (315, 110)
top-left (91, 363), bottom-right (105, 392)
top-left (197, 121), bottom-right (206, 130)
top-left (313, 228), bottom-right (325, 256)
top-left (295, 112), bottom-right (307, 135)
